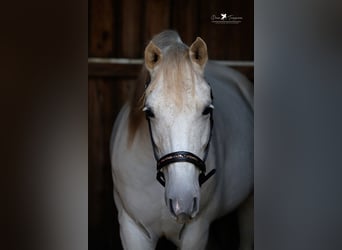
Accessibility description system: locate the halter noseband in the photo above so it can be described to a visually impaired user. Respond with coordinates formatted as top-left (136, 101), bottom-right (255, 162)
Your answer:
top-left (156, 151), bottom-right (216, 187)
top-left (144, 81), bottom-right (216, 187)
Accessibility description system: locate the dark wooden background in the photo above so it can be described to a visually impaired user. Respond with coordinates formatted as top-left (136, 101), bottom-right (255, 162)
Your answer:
top-left (89, 0), bottom-right (253, 249)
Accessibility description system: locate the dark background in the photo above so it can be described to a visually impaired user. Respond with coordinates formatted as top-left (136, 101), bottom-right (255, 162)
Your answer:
top-left (88, 0), bottom-right (253, 249)
top-left (1, 0), bottom-right (342, 250)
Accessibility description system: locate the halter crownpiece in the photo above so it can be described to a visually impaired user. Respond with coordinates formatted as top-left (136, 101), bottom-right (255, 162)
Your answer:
top-left (144, 80), bottom-right (216, 187)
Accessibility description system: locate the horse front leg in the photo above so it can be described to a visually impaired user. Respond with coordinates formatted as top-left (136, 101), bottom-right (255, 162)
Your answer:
top-left (178, 218), bottom-right (210, 250)
top-left (118, 208), bottom-right (157, 250)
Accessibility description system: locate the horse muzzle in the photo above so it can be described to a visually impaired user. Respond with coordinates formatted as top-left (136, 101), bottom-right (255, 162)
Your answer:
top-left (167, 196), bottom-right (199, 223)
top-left (164, 162), bottom-right (201, 223)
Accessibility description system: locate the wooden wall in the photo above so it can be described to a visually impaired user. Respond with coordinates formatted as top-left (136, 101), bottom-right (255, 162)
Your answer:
top-left (89, 0), bottom-right (253, 249)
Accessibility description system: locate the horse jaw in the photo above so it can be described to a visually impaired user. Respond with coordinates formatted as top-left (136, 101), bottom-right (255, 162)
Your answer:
top-left (164, 162), bottom-right (200, 223)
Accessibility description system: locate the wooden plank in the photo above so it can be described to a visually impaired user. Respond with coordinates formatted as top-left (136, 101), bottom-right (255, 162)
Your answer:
top-left (170, 0), bottom-right (200, 45)
top-left (115, 0), bottom-right (144, 133)
top-left (88, 62), bottom-right (142, 77)
top-left (89, 0), bottom-right (114, 57)
top-left (89, 78), bottom-right (117, 248)
top-left (240, 0), bottom-right (254, 60)
top-left (144, 0), bottom-right (171, 43)
top-left (89, 77), bottom-right (127, 249)
top-left (88, 78), bottom-right (102, 228)
top-left (117, 0), bottom-right (144, 58)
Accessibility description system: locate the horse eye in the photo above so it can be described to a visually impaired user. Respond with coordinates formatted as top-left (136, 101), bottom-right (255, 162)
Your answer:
top-left (143, 106), bottom-right (155, 118)
top-left (202, 104), bottom-right (214, 115)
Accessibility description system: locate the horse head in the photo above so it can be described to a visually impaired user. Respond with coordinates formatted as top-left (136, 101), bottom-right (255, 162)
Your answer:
top-left (142, 34), bottom-right (214, 223)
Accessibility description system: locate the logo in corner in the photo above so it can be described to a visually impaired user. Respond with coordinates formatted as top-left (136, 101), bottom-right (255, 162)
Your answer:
top-left (211, 12), bottom-right (243, 24)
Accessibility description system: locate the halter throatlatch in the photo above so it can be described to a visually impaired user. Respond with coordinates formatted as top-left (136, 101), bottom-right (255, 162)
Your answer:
top-left (144, 81), bottom-right (216, 187)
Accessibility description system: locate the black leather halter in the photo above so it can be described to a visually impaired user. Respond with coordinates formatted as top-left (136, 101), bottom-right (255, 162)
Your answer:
top-left (144, 81), bottom-right (216, 187)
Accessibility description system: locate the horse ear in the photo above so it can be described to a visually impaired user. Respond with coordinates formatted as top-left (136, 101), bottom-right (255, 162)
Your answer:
top-left (189, 37), bottom-right (208, 70)
top-left (144, 41), bottom-right (162, 72)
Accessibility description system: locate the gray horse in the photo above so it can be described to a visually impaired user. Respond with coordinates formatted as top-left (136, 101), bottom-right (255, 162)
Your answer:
top-left (111, 30), bottom-right (253, 250)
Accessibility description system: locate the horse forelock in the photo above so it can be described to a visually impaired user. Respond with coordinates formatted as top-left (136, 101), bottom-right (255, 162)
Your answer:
top-left (150, 45), bottom-right (195, 94)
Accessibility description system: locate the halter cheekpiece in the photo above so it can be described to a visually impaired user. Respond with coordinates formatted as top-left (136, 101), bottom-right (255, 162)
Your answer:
top-left (144, 80), bottom-right (216, 187)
